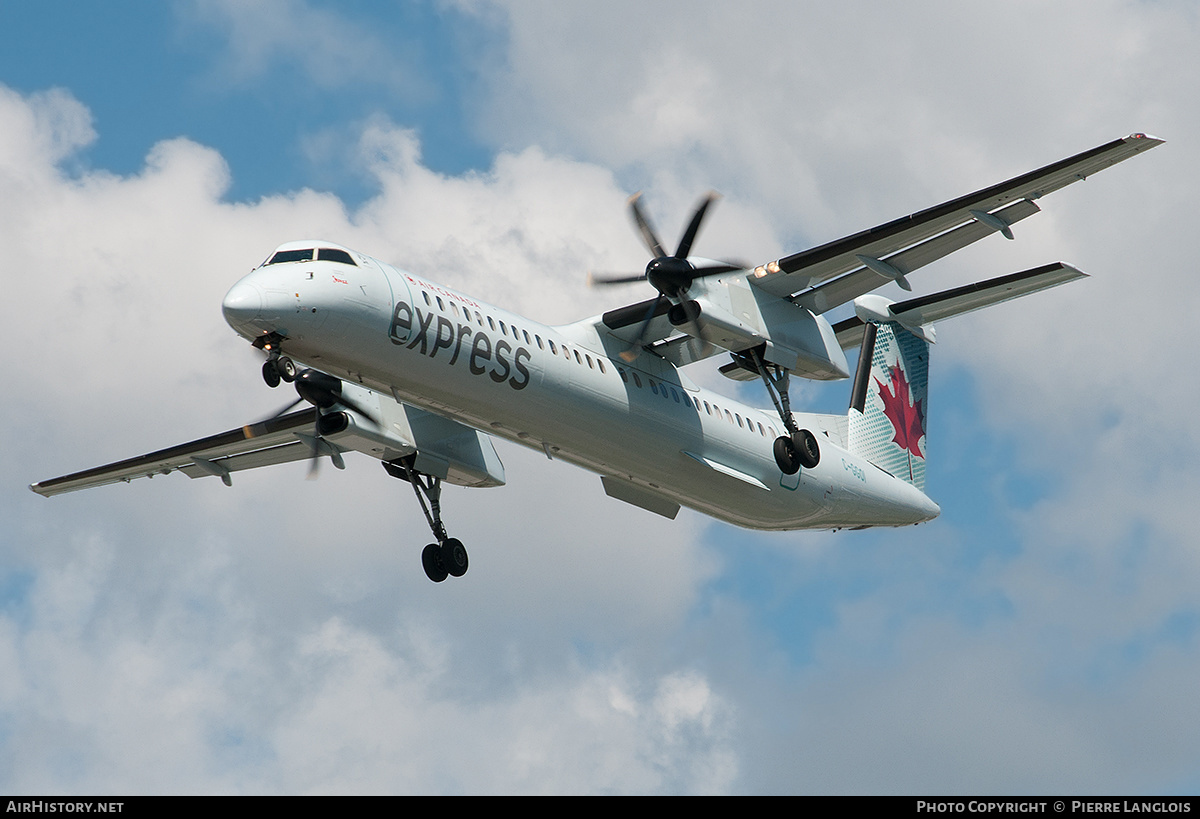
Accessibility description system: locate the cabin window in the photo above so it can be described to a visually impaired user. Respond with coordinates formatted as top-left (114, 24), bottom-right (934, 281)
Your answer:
top-left (499, 320), bottom-right (507, 334)
top-left (523, 330), bottom-right (531, 344)
top-left (548, 339), bottom-right (557, 354)
top-left (487, 317), bottom-right (496, 330)
top-left (436, 296), bottom-right (444, 311)
top-left (670, 388), bottom-right (680, 403)
top-left (649, 379), bottom-right (658, 395)
top-left (632, 373), bottom-right (642, 388)
top-left (317, 248), bottom-right (356, 265)
top-left (617, 367), bottom-right (628, 383)
top-left (704, 401), bottom-right (712, 415)
top-left (536, 335), bottom-right (544, 350)
top-left (585, 355), bottom-right (593, 369)
top-left (573, 350), bottom-right (582, 364)
top-left (597, 359), bottom-right (605, 374)
top-left (422, 291), bottom-right (431, 306)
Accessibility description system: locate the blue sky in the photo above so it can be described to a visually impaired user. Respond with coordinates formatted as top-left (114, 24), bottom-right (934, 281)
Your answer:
top-left (3, 0), bottom-right (1198, 795)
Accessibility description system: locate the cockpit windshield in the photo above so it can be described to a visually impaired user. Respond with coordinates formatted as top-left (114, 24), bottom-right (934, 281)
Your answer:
top-left (265, 247), bottom-right (357, 266)
top-left (317, 248), bottom-right (356, 265)
top-left (268, 248), bottom-right (313, 264)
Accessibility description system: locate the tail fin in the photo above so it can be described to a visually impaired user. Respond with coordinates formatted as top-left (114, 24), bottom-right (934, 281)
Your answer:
top-left (847, 321), bottom-right (929, 490)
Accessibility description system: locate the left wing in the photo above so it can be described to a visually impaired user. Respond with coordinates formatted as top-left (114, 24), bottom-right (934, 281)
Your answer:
top-left (32, 383), bottom-right (509, 497)
top-left (30, 409), bottom-right (323, 496)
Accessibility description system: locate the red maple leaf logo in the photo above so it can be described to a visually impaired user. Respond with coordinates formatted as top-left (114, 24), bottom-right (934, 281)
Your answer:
top-left (875, 362), bottom-right (925, 461)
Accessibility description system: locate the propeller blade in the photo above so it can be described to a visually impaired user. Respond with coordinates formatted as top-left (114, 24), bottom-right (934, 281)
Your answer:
top-left (620, 293), bottom-right (667, 363)
top-left (588, 272), bottom-right (647, 287)
top-left (628, 192), bottom-right (667, 259)
top-left (258, 395), bottom-right (305, 424)
top-left (689, 261), bottom-right (744, 278)
top-left (332, 392), bottom-right (380, 427)
top-left (675, 192), bottom-right (719, 259)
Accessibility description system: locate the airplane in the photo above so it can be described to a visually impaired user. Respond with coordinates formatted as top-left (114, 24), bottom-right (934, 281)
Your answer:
top-left (31, 134), bottom-right (1163, 583)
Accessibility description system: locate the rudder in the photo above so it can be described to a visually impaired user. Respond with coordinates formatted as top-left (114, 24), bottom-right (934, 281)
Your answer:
top-left (847, 321), bottom-right (929, 490)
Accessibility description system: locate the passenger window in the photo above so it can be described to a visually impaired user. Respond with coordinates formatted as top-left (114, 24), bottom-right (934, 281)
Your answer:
top-left (649, 380), bottom-right (658, 395)
top-left (617, 367), bottom-right (628, 383)
top-left (632, 373), bottom-right (642, 388)
top-left (597, 359), bottom-right (605, 374)
top-left (586, 355), bottom-right (593, 369)
top-left (436, 296), bottom-right (444, 310)
top-left (549, 340), bottom-right (557, 354)
top-left (488, 317), bottom-right (496, 330)
top-left (536, 335), bottom-right (544, 350)
top-left (422, 291), bottom-right (431, 306)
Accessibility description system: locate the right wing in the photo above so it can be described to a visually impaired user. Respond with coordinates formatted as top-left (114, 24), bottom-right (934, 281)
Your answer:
top-left (750, 133), bottom-right (1162, 309)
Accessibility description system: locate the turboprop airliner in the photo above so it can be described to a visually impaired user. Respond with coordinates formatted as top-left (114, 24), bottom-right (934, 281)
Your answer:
top-left (31, 134), bottom-right (1163, 582)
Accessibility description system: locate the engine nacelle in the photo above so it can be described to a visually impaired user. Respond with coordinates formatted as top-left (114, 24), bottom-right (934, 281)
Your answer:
top-left (687, 275), bottom-right (850, 380)
top-left (320, 382), bottom-right (506, 488)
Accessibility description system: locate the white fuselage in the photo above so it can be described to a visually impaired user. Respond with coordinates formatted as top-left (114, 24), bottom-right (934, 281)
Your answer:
top-left (221, 245), bottom-right (939, 530)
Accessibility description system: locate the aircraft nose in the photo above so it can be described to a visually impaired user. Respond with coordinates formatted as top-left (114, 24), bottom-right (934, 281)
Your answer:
top-left (222, 277), bottom-right (263, 333)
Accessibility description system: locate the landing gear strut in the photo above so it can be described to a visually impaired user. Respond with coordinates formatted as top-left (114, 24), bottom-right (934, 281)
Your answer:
top-left (747, 347), bottom-right (821, 475)
top-left (385, 457), bottom-right (469, 583)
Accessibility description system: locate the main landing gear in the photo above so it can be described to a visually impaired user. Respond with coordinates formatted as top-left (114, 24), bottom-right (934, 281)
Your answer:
top-left (746, 347), bottom-right (821, 475)
top-left (383, 456), bottom-right (470, 583)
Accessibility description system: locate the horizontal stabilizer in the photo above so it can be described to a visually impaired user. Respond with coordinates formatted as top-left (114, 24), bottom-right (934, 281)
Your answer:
top-left (831, 262), bottom-right (1087, 350)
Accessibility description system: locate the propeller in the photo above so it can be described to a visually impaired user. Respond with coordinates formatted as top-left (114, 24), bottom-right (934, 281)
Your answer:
top-left (258, 368), bottom-right (379, 478)
top-left (590, 192), bottom-right (743, 361)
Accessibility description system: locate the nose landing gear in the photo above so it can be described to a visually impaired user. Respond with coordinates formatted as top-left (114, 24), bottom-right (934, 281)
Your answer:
top-left (262, 355), bottom-right (298, 387)
top-left (384, 457), bottom-right (470, 583)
